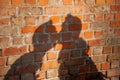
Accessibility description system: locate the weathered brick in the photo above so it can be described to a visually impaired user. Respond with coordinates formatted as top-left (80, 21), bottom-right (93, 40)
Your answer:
top-left (93, 47), bottom-right (102, 55)
top-left (74, 0), bottom-right (85, 5)
top-left (111, 60), bottom-right (119, 68)
top-left (47, 51), bottom-right (57, 60)
top-left (91, 55), bottom-right (106, 63)
top-left (107, 69), bottom-right (120, 77)
top-left (0, 67), bottom-right (9, 76)
top-left (47, 69), bottom-right (58, 78)
top-left (13, 36), bottom-right (23, 45)
top-left (11, 16), bottom-right (22, 26)
top-left (25, 16), bottom-right (36, 25)
top-left (95, 14), bottom-right (104, 21)
top-left (0, 37), bottom-right (10, 48)
top-left (85, 0), bottom-right (95, 5)
top-left (7, 55), bottom-right (21, 65)
top-left (45, 6), bottom-right (68, 15)
top-left (90, 5), bottom-right (109, 13)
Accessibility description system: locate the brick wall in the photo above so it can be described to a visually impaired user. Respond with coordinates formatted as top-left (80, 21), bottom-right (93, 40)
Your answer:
top-left (0, 0), bottom-right (120, 80)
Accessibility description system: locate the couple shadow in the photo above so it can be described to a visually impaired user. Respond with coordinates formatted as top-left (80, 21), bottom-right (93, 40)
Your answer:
top-left (5, 14), bottom-right (104, 80)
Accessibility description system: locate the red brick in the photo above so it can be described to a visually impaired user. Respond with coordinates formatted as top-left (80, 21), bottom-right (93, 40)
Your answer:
top-left (34, 53), bottom-right (46, 62)
top-left (103, 46), bottom-right (112, 54)
top-left (50, 34), bottom-right (60, 42)
top-left (2, 46), bottom-right (27, 56)
top-left (94, 31), bottom-right (103, 38)
top-left (46, 25), bottom-right (62, 33)
top-left (15, 64), bottom-right (37, 74)
top-left (113, 46), bottom-right (120, 53)
top-left (110, 5), bottom-right (120, 12)
top-left (82, 23), bottom-right (88, 30)
top-left (115, 14), bottom-right (120, 20)
top-left (110, 21), bottom-right (120, 28)
top-left (75, 0), bottom-right (85, 5)
top-left (54, 42), bottom-right (75, 50)
top-left (22, 26), bottom-right (43, 34)
top-left (0, 57), bottom-right (6, 66)
top-left (0, 18), bottom-right (9, 26)
top-left (88, 40), bottom-right (100, 46)
top-left (47, 51), bottom-right (57, 60)
top-left (11, 0), bottom-right (22, 6)
top-left (8, 76), bottom-right (20, 80)
top-left (84, 31), bottom-right (93, 39)
top-left (41, 61), bottom-right (60, 70)
top-left (79, 65), bottom-right (89, 73)
top-left (0, 0), bottom-right (9, 6)
top-left (65, 58), bottom-right (84, 66)
top-left (104, 14), bottom-right (114, 21)
top-left (96, 0), bottom-right (105, 4)
top-left (63, 0), bottom-right (72, 5)
top-left (101, 63), bottom-right (110, 70)
top-left (25, 0), bottom-right (36, 5)
top-left (35, 71), bottom-right (46, 79)
top-left (90, 64), bottom-right (100, 71)
top-left (107, 55), bottom-right (120, 61)
top-left (39, 0), bottom-right (49, 6)
top-left (107, 69), bottom-right (120, 77)
top-left (22, 73), bottom-right (34, 80)
top-left (115, 0), bottom-right (120, 4)
top-left (82, 48), bottom-right (92, 56)
top-left (69, 24), bottom-right (81, 31)
top-left (62, 32), bottom-right (72, 41)
top-left (30, 44), bottom-right (51, 52)
top-left (50, 16), bottom-right (60, 24)
top-left (115, 29), bottom-right (120, 36)
top-left (95, 14), bottom-right (104, 21)
top-left (106, 0), bottom-right (115, 4)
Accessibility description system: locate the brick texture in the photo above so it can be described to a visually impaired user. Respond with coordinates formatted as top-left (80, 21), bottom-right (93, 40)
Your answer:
top-left (0, 0), bottom-right (120, 80)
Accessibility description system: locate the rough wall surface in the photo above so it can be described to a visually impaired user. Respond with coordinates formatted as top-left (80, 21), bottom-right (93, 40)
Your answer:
top-left (0, 0), bottom-right (120, 80)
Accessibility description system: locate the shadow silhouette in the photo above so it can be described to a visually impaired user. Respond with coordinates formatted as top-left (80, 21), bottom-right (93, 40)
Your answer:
top-left (5, 14), bottom-right (104, 80)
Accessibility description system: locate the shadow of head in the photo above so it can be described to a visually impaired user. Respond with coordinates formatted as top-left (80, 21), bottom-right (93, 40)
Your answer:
top-left (4, 14), bottom-right (105, 80)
